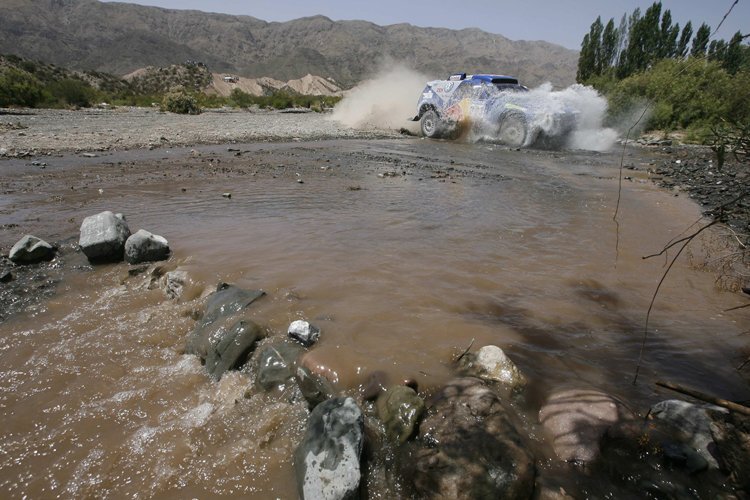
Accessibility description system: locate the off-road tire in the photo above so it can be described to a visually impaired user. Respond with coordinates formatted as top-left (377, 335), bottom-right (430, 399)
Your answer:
top-left (498, 114), bottom-right (528, 147)
top-left (420, 109), bottom-right (443, 139)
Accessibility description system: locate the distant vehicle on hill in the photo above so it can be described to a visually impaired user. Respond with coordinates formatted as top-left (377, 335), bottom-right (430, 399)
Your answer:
top-left (412, 73), bottom-right (578, 147)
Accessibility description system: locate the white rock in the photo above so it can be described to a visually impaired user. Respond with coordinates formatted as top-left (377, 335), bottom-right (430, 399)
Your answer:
top-left (473, 345), bottom-right (526, 390)
top-left (288, 319), bottom-right (320, 347)
top-left (124, 229), bottom-right (170, 264)
top-left (79, 211), bottom-right (131, 262)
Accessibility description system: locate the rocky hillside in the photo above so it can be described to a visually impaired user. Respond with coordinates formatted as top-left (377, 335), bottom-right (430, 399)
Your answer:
top-left (0, 0), bottom-right (578, 88)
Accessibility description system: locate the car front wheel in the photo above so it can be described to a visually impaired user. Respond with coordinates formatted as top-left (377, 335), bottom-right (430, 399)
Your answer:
top-left (498, 114), bottom-right (528, 147)
top-left (420, 109), bottom-right (442, 139)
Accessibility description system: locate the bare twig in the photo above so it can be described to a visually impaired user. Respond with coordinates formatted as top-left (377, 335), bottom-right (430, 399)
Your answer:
top-left (656, 379), bottom-right (750, 416)
top-left (453, 337), bottom-right (475, 364)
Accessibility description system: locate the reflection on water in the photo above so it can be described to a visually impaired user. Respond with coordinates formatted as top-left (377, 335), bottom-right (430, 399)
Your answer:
top-left (0, 140), bottom-right (747, 497)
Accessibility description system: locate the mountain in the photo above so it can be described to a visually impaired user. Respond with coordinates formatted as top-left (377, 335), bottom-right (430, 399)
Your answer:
top-left (0, 0), bottom-right (578, 88)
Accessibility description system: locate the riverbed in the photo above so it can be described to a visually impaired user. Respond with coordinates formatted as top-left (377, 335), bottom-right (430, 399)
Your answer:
top-left (1, 125), bottom-right (749, 497)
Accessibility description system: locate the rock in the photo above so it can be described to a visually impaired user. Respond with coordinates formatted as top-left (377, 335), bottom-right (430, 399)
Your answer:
top-left (78, 211), bottom-right (131, 263)
top-left (124, 229), bottom-right (170, 264)
top-left (661, 441), bottom-right (708, 474)
top-left (185, 283), bottom-right (266, 377)
top-left (8, 235), bottom-right (55, 264)
top-left (0, 269), bottom-right (12, 283)
top-left (411, 377), bottom-right (535, 499)
top-left (202, 319), bottom-right (264, 380)
top-left (539, 388), bottom-right (633, 463)
top-left (288, 319), bottom-right (320, 347)
top-left (255, 341), bottom-right (305, 391)
top-left (459, 345), bottom-right (525, 392)
top-left (294, 397), bottom-right (364, 500)
top-left (296, 365), bottom-right (336, 408)
top-left (164, 270), bottom-right (189, 300)
top-left (710, 412), bottom-right (750, 491)
top-left (649, 399), bottom-right (728, 470)
top-left (376, 385), bottom-right (424, 444)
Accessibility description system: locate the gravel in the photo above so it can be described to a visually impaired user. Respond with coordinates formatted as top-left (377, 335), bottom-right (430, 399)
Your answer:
top-left (0, 107), bottom-right (401, 155)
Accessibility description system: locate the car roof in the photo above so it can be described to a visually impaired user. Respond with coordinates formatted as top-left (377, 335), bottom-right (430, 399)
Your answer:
top-left (468, 74), bottom-right (517, 82)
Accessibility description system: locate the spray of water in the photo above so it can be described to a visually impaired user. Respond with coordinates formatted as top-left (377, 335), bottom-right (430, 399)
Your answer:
top-left (332, 63), bottom-right (628, 152)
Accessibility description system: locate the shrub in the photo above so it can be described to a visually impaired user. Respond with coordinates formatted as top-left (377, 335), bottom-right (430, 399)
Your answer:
top-left (45, 78), bottom-right (95, 107)
top-left (0, 67), bottom-right (44, 107)
top-left (161, 89), bottom-right (201, 114)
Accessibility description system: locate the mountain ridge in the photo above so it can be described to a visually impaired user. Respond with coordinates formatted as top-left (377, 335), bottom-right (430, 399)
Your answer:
top-left (0, 0), bottom-right (578, 88)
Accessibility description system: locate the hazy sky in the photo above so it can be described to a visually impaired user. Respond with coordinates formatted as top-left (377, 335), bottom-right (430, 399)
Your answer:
top-left (101, 0), bottom-right (749, 49)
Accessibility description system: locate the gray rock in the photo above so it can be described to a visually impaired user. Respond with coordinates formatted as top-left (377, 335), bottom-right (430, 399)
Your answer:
top-left (0, 269), bottom-right (12, 283)
top-left (255, 341), bottom-right (306, 391)
top-left (376, 385), bottom-right (424, 444)
top-left (78, 211), bottom-right (131, 262)
top-left (296, 365), bottom-right (336, 408)
top-left (201, 319), bottom-right (264, 380)
top-left (185, 283), bottom-right (266, 378)
top-left (164, 270), bottom-right (189, 300)
top-left (539, 388), bottom-right (633, 463)
top-left (124, 229), bottom-right (170, 264)
top-left (294, 397), bottom-right (364, 500)
top-left (460, 345), bottom-right (526, 392)
top-left (9, 235), bottom-right (55, 264)
top-left (288, 319), bottom-right (320, 347)
top-left (411, 377), bottom-right (535, 499)
top-left (650, 399), bottom-right (728, 470)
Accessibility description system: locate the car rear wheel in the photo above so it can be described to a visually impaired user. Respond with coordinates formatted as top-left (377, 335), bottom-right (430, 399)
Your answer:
top-left (498, 114), bottom-right (528, 147)
top-left (421, 109), bottom-right (442, 139)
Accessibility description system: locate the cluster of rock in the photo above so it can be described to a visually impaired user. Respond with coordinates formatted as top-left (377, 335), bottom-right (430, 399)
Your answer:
top-left (78, 211), bottom-right (170, 264)
top-left (182, 280), bottom-right (750, 499)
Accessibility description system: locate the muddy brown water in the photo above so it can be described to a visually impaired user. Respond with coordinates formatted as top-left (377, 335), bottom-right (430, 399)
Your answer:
top-left (1, 139), bottom-right (748, 498)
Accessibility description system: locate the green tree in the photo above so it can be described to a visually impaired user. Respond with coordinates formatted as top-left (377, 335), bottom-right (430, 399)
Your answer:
top-left (691, 23), bottom-right (711, 57)
top-left (676, 21), bottom-right (693, 58)
top-left (601, 18), bottom-right (620, 73)
top-left (722, 31), bottom-right (744, 74)
top-left (577, 33), bottom-right (596, 82)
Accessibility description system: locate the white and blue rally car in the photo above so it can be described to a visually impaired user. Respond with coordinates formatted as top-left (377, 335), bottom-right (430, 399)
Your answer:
top-left (411, 73), bottom-right (578, 147)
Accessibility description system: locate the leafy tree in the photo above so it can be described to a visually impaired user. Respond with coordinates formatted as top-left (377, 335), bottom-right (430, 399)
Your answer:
top-left (601, 19), bottom-right (619, 72)
top-left (691, 23), bottom-right (711, 57)
top-left (676, 21), bottom-right (693, 58)
top-left (46, 78), bottom-right (95, 107)
top-left (722, 31), bottom-right (744, 75)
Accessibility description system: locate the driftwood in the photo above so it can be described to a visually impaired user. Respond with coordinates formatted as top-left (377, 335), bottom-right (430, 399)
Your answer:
top-left (656, 380), bottom-right (750, 417)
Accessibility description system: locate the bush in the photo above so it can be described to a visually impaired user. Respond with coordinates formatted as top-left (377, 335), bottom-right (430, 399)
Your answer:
top-left (161, 90), bottom-right (201, 114)
top-left (45, 78), bottom-right (95, 107)
top-left (0, 67), bottom-right (44, 107)
top-left (605, 58), bottom-right (750, 138)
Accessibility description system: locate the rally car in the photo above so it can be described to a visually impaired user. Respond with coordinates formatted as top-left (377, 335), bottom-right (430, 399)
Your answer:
top-left (411, 73), bottom-right (577, 147)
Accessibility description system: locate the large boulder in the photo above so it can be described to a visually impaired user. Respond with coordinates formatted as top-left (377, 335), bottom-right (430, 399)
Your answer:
top-left (376, 385), bottom-right (424, 444)
top-left (294, 397), bottom-right (364, 500)
top-left (539, 388), bottom-right (633, 463)
top-left (79, 211), bottom-right (131, 262)
top-left (124, 229), bottom-right (170, 264)
top-left (9, 235), bottom-right (55, 264)
top-left (185, 283), bottom-right (266, 379)
top-left (411, 377), bottom-right (535, 499)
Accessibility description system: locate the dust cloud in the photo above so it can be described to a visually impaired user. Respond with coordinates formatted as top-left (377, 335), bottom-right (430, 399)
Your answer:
top-left (329, 63), bottom-right (428, 133)
top-left (332, 64), bottom-right (626, 152)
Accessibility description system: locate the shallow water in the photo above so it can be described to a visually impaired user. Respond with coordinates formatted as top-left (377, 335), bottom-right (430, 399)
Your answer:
top-left (1, 139), bottom-right (748, 497)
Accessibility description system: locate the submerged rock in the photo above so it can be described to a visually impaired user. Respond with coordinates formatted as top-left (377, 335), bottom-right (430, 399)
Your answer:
top-left (124, 229), bottom-right (170, 264)
top-left (255, 341), bottom-right (306, 391)
top-left (411, 377), bottom-right (535, 499)
top-left (296, 365), bottom-right (336, 408)
top-left (9, 235), bottom-right (55, 264)
top-left (288, 319), bottom-right (320, 347)
top-left (376, 385), bottom-right (424, 444)
top-left (649, 399), bottom-right (728, 470)
top-left (203, 319), bottom-right (264, 380)
top-left (79, 211), bottom-right (131, 263)
top-left (294, 397), bottom-right (364, 500)
top-left (539, 388), bottom-right (633, 463)
top-left (185, 283), bottom-right (266, 379)
top-left (459, 345), bottom-right (526, 392)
